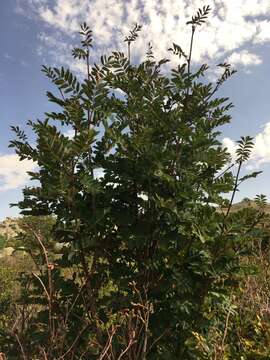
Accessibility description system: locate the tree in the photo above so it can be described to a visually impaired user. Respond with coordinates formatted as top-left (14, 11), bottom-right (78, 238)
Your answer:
top-left (7, 6), bottom-right (266, 359)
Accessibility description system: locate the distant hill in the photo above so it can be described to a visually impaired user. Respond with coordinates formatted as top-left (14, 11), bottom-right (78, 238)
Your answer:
top-left (226, 199), bottom-right (270, 214)
top-left (0, 217), bottom-right (20, 240)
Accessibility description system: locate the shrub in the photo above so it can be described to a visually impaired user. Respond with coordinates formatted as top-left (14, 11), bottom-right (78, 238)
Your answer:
top-left (6, 6), bottom-right (268, 359)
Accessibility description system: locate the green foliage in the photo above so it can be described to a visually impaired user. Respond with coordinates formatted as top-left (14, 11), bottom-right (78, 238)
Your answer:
top-left (124, 23), bottom-right (142, 43)
top-left (186, 5), bottom-right (211, 26)
top-left (0, 266), bottom-right (15, 323)
top-left (3, 6), bottom-right (269, 359)
top-left (216, 63), bottom-right (237, 89)
top-left (255, 194), bottom-right (268, 208)
top-left (236, 136), bottom-right (254, 163)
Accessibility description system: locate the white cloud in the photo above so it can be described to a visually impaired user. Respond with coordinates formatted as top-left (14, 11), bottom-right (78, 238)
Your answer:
top-left (254, 20), bottom-right (270, 44)
top-left (251, 122), bottom-right (270, 165)
top-left (37, 32), bottom-right (86, 75)
top-left (227, 50), bottom-right (262, 68)
top-left (18, 0), bottom-right (270, 75)
top-left (222, 137), bottom-right (237, 163)
top-left (223, 122), bottom-right (270, 169)
top-left (0, 154), bottom-right (36, 192)
top-left (64, 128), bottom-right (75, 139)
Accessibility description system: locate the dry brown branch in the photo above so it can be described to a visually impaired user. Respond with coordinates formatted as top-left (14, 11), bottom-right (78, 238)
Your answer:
top-left (146, 328), bottom-right (170, 355)
top-left (32, 272), bottom-right (50, 300)
top-left (98, 327), bottom-right (117, 360)
top-left (14, 333), bottom-right (27, 360)
top-left (60, 324), bottom-right (90, 359)
top-left (118, 339), bottom-right (136, 360)
top-left (23, 224), bottom-right (55, 355)
top-left (39, 347), bottom-right (49, 360)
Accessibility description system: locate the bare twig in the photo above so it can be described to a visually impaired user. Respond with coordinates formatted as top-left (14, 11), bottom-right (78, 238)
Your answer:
top-left (214, 163), bottom-right (235, 181)
top-left (60, 324), bottom-right (90, 359)
top-left (32, 272), bottom-right (50, 300)
top-left (225, 161), bottom-right (242, 218)
top-left (118, 339), bottom-right (135, 360)
top-left (98, 327), bottom-right (117, 360)
top-left (218, 301), bottom-right (232, 359)
top-left (23, 224), bottom-right (55, 355)
top-left (146, 328), bottom-right (170, 355)
top-left (187, 25), bottom-right (196, 83)
top-left (39, 347), bottom-right (49, 360)
top-left (14, 333), bottom-right (27, 360)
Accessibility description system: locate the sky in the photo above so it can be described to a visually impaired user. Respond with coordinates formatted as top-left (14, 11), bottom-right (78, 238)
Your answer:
top-left (1, 0), bottom-right (270, 220)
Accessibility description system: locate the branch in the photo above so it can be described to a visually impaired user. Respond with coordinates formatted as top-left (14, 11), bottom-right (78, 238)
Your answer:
top-left (32, 272), bottom-right (50, 300)
top-left (23, 224), bottom-right (55, 353)
top-left (118, 339), bottom-right (135, 360)
top-left (214, 163), bottom-right (235, 181)
top-left (187, 25), bottom-right (195, 83)
top-left (219, 297), bottom-right (232, 359)
top-left (14, 333), bottom-right (27, 360)
top-left (98, 327), bottom-right (117, 360)
top-left (146, 328), bottom-right (170, 355)
top-left (225, 161), bottom-right (242, 218)
top-left (60, 324), bottom-right (90, 359)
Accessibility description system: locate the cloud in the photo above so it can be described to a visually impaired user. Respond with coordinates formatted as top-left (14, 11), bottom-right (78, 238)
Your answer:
top-left (227, 50), bottom-right (262, 68)
top-left (64, 128), bottom-right (75, 139)
top-left (223, 122), bottom-right (270, 169)
top-left (251, 122), bottom-right (270, 165)
top-left (15, 0), bottom-right (47, 17)
top-left (0, 154), bottom-right (36, 192)
top-left (254, 20), bottom-right (270, 44)
top-left (222, 137), bottom-right (237, 163)
top-left (37, 31), bottom-right (86, 75)
top-left (18, 0), bottom-right (270, 76)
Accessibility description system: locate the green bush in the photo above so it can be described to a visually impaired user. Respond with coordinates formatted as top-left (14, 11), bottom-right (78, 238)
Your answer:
top-left (3, 6), bottom-right (269, 359)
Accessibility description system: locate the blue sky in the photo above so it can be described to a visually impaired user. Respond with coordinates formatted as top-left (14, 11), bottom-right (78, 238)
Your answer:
top-left (1, 0), bottom-right (270, 220)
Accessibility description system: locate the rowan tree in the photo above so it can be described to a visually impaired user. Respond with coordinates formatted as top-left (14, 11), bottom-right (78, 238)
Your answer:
top-left (7, 6), bottom-right (267, 359)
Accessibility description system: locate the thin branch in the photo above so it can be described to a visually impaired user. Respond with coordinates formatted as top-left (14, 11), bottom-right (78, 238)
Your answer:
top-left (98, 327), bottom-right (117, 360)
top-left (60, 324), bottom-right (90, 359)
top-left (14, 333), bottom-right (27, 360)
top-left (64, 281), bottom-right (86, 323)
top-left (32, 272), bottom-right (50, 300)
top-left (225, 161), bottom-right (242, 218)
top-left (86, 48), bottom-right (91, 127)
top-left (118, 339), bottom-right (135, 360)
top-left (146, 328), bottom-right (170, 355)
top-left (128, 42), bottom-right (131, 63)
top-left (219, 299), bottom-right (232, 359)
top-left (23, 224), bottom-right (55, 354)
top-left (187, 25), bottom-right (196, 81)
top-left (214, 163), bottom-right (235, 181)
top-left (40, 347), bottom-right (49, 360)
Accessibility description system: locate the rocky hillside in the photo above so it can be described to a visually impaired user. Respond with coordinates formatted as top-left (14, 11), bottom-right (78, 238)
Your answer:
top-left (226, 199), bottom-right (270, 213)
top-left (0, 217), bottom-right (20, 240)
